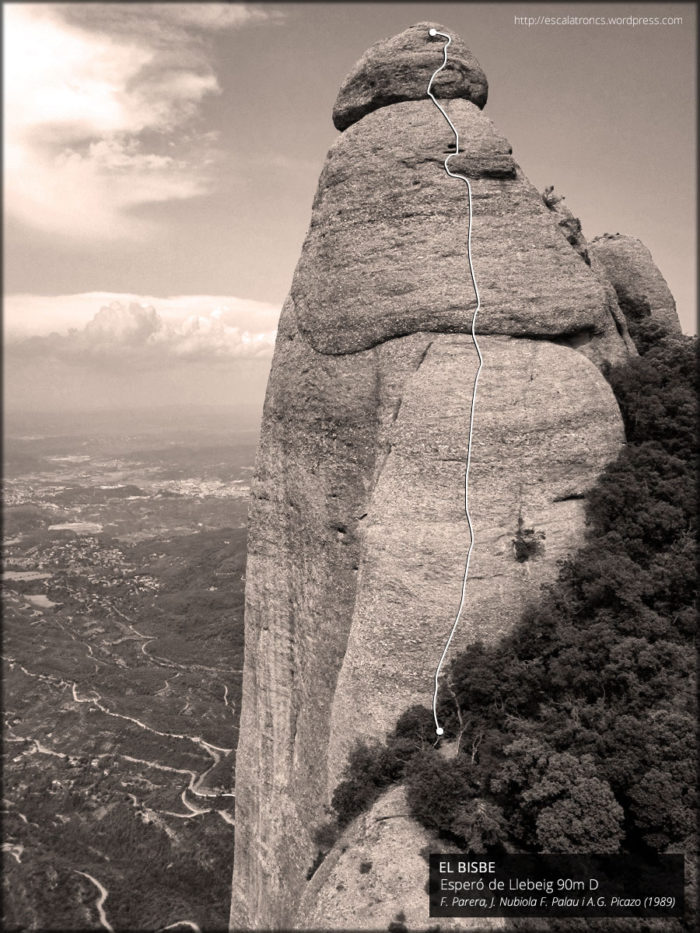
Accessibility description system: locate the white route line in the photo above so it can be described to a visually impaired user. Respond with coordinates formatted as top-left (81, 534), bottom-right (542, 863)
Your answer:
top-left (427, 28), bottom-right (484, 736)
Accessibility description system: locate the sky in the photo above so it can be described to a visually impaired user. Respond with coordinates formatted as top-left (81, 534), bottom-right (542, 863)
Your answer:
top-left (3, 1), bottom-right (696, 415)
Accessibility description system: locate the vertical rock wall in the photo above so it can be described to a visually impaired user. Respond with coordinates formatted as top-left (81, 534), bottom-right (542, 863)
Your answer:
top-left (231, 22), bottom-right (632, 930)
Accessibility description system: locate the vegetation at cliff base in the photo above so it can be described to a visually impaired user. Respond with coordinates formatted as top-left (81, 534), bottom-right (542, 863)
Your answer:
top-left (330, 321), bottom-right (697, 868)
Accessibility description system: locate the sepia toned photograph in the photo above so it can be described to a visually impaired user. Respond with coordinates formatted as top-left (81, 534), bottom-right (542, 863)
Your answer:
top-left (2, 2), bottom-right (696, 931)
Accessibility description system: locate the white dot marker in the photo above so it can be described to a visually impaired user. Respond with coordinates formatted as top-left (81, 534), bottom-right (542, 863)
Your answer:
top-left (436, 727), bottom-right (444, 736)
top-left (429, 28), bottom-right (437, 36)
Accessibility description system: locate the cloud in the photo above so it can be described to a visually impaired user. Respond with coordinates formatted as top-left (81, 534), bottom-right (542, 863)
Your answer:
top-left (5, 294), bottom-right (280, 366)
top-left (3, 3), bottom-right (274, 240)
top-left (59, 3), bottom-right (276, 41)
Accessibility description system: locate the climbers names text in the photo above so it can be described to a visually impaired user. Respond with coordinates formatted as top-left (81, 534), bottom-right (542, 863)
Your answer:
top-left (429, 854), bottom-right (684, 918)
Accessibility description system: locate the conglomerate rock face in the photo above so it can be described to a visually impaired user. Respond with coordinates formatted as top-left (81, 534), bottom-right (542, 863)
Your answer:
top-left (231, 22), bottom-right (632, 931)
top-left (325, 335), bottom-right (624, 795)
top-left (332, 21), bottom-right (488, 131)
top-left (297, 98), bottom-right (631, 367)
top-left (297, 785), bottom-right (506, 930)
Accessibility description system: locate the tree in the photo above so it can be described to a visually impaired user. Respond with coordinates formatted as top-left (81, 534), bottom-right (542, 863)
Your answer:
top-left (329, 332), bottom-right (697, 863)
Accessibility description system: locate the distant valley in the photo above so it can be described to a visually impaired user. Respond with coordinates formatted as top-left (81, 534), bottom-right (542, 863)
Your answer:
top-left (2, 409), bottom-right (255, 931)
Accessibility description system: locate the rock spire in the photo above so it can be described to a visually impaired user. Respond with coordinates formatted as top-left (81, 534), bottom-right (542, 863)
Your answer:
top-left (231, 23), bottom-right (641, 930)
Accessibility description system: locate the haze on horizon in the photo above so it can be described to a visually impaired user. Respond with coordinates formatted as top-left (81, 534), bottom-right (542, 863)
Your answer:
top-left (3, 1), bottom-right (696, 417)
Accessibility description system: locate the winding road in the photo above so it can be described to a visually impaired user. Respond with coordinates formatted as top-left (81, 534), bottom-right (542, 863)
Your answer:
top-left (74, 870), bottom-right (114, 933)
top-left (3, 603), bottom-right (237, 930)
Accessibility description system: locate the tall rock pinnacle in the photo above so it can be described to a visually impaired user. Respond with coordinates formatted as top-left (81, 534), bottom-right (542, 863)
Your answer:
top-left (231, 24), bottom-right (634, 931)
